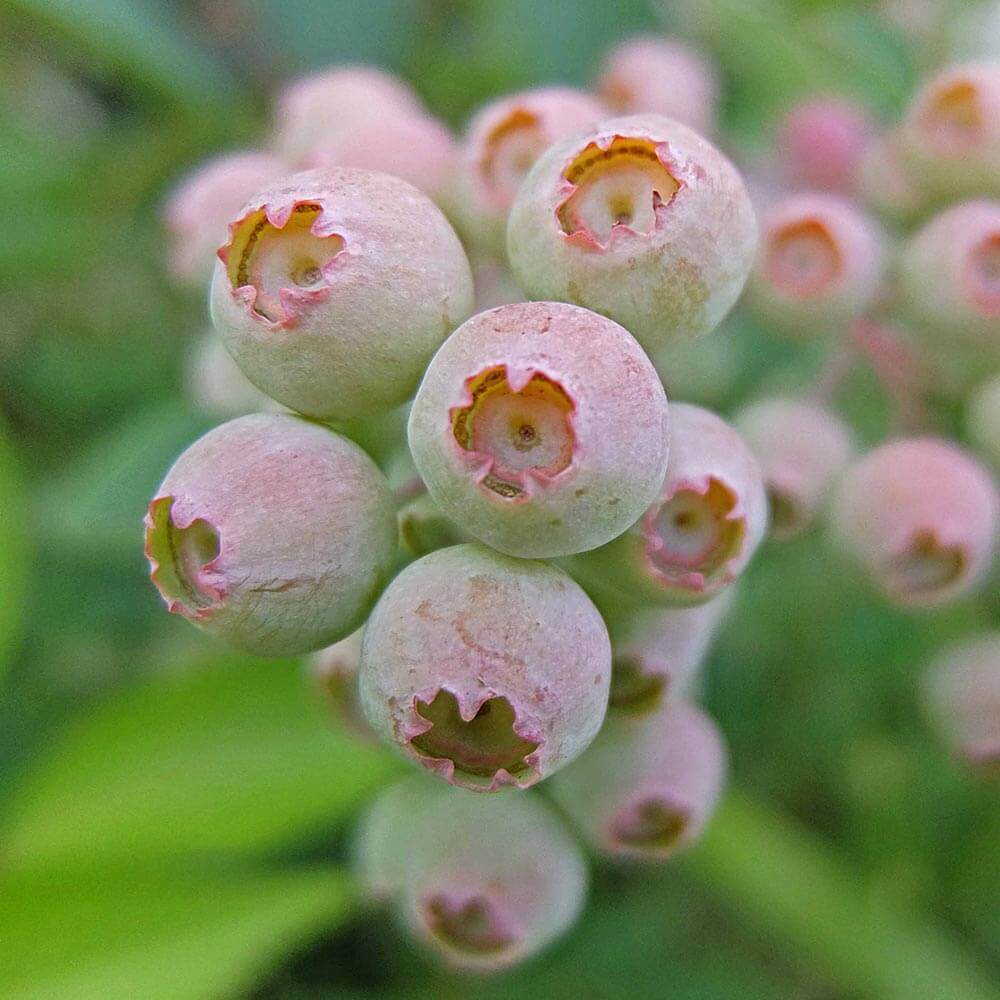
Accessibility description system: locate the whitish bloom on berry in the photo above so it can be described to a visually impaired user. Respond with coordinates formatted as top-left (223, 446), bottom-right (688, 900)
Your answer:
top-left (607, 594), bottom-right (734, 715)
top-left (899, 200), bottom-right (1000, 358)
top-left (900, 62), bottom-right (1000, 199)
top-left (597, 36), bottom-right (720, 136)
top-left (358, 543), bottom-right (611, 791)
top-left (831, 438), bottom-right (999, 607)
top-left (506, 113), bottom-right (757, 358)
top-left (210, 168), bottom-right (474, 420)
top-left (271, 66), bottom-right (424, 167)
top-left (456, 88), bottom-right (607, 255)
top-left (567, 403), bottom-right (768, 606)
top-left (967, 373), bottom-right (1000, 469)
top-left (777, 97), bottom-right (874, 193)
top-left (408, 302), bottom-right (670, 558)
top-left (923, 632), bottom-right (1000, 775)
top-left (144, 414), bottom-right (397, 656)
top-left (389, 784), bottom-right (588, 971)
top-left (548, 699), bottom-right (726, 861)
top-left (735, 397), bottom-right (855, 539)
top-left (311, 629), bottom-right (373, 741)
top-left (185, 330), bottom-right (271, 417)
top-left (471, 254), bottom-right (525, 312)
top-left (748, 193), bottom-right (885, 337)
top-left (163, 151), bottom-right (285, 289)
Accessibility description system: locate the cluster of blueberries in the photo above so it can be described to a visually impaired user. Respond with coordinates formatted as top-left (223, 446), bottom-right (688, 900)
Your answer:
top-left (152, 36), bottom-right (999, 970)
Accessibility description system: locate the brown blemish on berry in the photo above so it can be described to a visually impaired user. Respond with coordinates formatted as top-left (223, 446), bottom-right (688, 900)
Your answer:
top-left (410, 690), bottom-right (540, 782)
top-left (884, 529), bottom-right (966, 599)
top-left (612, 797), bottom-right (689, 851)
top-left (424, 894), bottom-right (517, 956)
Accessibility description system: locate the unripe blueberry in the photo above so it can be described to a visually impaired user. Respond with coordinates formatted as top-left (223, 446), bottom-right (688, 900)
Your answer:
top-left (456, 88), bottom-right (607, 255)
top-left (831, 438), bottom-right (999, 607)
top-left (408, 302), bottom-right (670, 558)
top-left (506, 113), bottom-right (757, 357)
top-left (748, 193), bottom-right (885, 337)
top-left (966, 373), bottom-right (1000, 468)
top-left (734, 397), bottom-right (855, 539)
top-left (548, 699), bottom-right (726, 862)
top-left (397, 493), bottom-right (469, 559)
top-left (777, 97), bottom-right (874, 192)
top-left (185, 330), bottom-right (271, 417)
top-left (900, 62), bottom-right (1000, 199)
top-left (358, 543), bottom-right (611, 791)
top-left (162, 151), bottom-right (286, 290)
top-left (597, 36), bottom-right (720, 136)
top-left (898, 200), bottom-right (1000, 357)
top-left (301, 108), bottom-right (458, 207)
top-left (607, 594), bottom-right (733, 715)
top-left (858, 130), bottom-right (927, 223)
top-left (311, 629), bottom-right (373, 741)
top-left (271, 66), bottom-right (424, 167)
top-left (567, 403), bottom-right (768, 606)
top-left (144, 414), bottom-right (396, 656)
top-left (210, 168), bottom-right (474, 421)
top-left (471, 254), bottom-right (525, 312)
top-left (922, 632), bottom-right (1000, 775)
top-left (387, 783), bottom-right (588, 971)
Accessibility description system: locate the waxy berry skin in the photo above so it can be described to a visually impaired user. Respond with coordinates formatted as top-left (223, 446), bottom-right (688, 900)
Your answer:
top-left (548, 698), bottom-right (726, 862)
top-left (923, 632), bottom-right (1000, 775)
top-left (831, 438), bottom-right (999, 608)
top-left (144, 414), bottom-right (397, 656)
top-left (899, 200), bottom-right (1000, 357)
top-left (598, 36), bottom-right (720, 136)
top-left (271, 66), bottom-right (424, 168)
top-left (163, 151), bottom-right (286, 290)
top-left (408, 302), bottom-right (670, 559)
top-left (748, 193), bottom-right (885, 337)
top-left (506, 113), bottom-right (757, 359)
top-left (210, 168), bottom-right (474, 421)
top-left (777, 97), bottom-right (873, 193)
top-left (358, 543), bottom-right (611, 792)
top-left (900, 62), bottom-right (1000, 200)
top-left (567, 403), bottom-right (768, 607)
top-left (367, 780), bottom-right (588, 971)
top-left (735, 397), bottom-right (855, 539)
top-left (456, 88), bottom-right (607, 255)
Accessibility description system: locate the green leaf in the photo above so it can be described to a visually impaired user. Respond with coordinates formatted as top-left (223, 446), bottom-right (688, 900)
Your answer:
top-left (0, 858), bottom-right (355, 1000)
top-left (2, 0), bottom-right (236, 112)
top-left (3, 650), bottom-right (402, 868)
top-left (0, 416), bottom-right (27, 679)
top-left (685, 791), bottom-right (1000, 1000)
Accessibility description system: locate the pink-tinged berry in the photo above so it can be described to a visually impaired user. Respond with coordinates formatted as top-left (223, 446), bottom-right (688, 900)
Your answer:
top-left (899, 200), bottom-right (1000, 357)
top-left (271, 66), bottom-right (424, 167)
top-left (456, 88), bottom-right (607, 255)
top-left (831, 438), bottom-right (999, 608)
top-left (858, 130), bottom-right (927, 223)
top-left (358, 543), bottom-right (611, 791)
top-left (967, 373), bottom-right (1000, 469)
top-left (210, 168), bottom-right (474, 421)
top-left (923, 632), bottom-right (1000, 776)
top-left (390, 783), bottom-right (588, 971)
top-left (597, 36), bottom-right (720, 136)
top-left (735, 397), bottom-right (855, 539)
top-left (471, 254), bottom-right (525, 312)
top-left (607, 594), bottom-right (734, 715)
top-left (311, 629), bottom-right (374, 741)
top-left (162, 151), bottom-right (286, 290)
top-left (301, 108), bottom-right (457, 206)
top-left (900, 62), bottom-right (1000, 199)
top-left (548, 699), bottom-right (726, 862)
top-left (748, 193), bottom-right (885, 337)
top-left (185, 330), bottom-right (271, 417)
top-left (144, 414), bottom-right (396, 656)
top-left (506, 113), bottom-right (757, 358)
top-left (408, 302), bottom-right (670, 558)
top-left (567, 403), bottom-right (768, 606)
top-left (776, 97), bottom-right (874, 192)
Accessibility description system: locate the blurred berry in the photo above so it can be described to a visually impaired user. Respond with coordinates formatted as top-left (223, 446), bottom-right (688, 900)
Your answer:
top-left (966, 372), bottom-right (1000, 468)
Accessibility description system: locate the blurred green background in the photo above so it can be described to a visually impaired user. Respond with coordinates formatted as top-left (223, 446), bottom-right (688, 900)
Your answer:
top-left (0, 0), bottom-right (997, 997)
